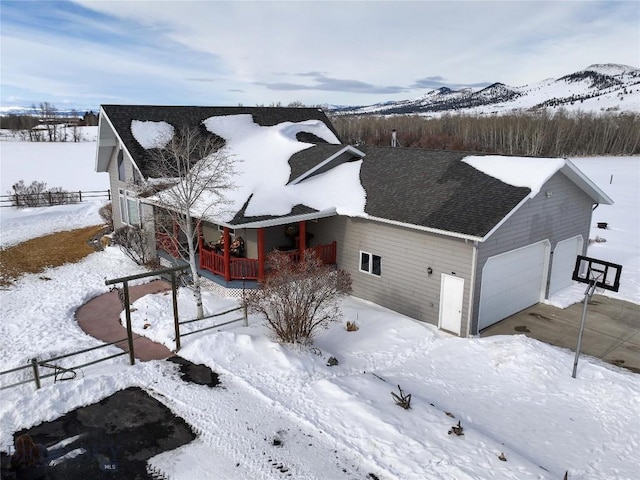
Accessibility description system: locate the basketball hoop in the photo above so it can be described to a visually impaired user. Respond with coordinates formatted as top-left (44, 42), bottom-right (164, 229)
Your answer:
top-left (570, 255), bottom-right (623, 378)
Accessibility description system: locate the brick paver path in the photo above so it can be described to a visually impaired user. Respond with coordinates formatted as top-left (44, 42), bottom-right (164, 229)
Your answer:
top-left (75, 280), bottom-right (174, 361)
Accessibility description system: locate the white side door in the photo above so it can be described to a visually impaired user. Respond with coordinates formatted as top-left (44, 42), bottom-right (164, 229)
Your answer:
top-left (439, 274), bottom-right (464, 335)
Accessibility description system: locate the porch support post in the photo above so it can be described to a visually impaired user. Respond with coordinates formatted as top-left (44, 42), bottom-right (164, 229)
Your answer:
top-left (223, 227), bottom-right (231, 282)
top-left (257, 227), bottom-right (265, 282)
top-left (197, 221), bottom-right (203, 269)
top-left (298, 221), bottom-right (306, 260)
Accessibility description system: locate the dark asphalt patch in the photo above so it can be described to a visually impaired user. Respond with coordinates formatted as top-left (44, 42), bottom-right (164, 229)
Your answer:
top-left (1, 387), bottom-right (195, 479)
top-left (167, 356), bottom-right (220, 387)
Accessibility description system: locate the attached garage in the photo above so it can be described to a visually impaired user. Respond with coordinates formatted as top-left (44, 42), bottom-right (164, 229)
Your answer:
top-left (549, 235), bottom-right (584, 296)
top-left (478, 240), bottom-right (551, 330)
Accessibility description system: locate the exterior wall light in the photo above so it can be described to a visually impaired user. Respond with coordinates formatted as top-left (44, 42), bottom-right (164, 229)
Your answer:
top-left (427, 266), bottom-right (433, 275)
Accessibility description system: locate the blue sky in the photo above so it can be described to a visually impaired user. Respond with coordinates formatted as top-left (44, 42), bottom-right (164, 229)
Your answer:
top-left (1, 0), bottom-right (638, 111)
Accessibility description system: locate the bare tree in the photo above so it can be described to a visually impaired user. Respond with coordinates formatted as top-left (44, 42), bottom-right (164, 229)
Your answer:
top-left (245, 250), bottom-right (352, 344)
top-left (70, 109), bottom-right (83, 142)
top-left (146, 126), bottom-right (235, 319)
top-left (33, 102), bottom-right (60, 142)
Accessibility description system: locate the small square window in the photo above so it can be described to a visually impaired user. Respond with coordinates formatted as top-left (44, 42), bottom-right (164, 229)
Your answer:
top-left (360, 252), bottom-right (370, 272)
top-left (359, 251), bottom-right (381, 276)
top-left (372, 255), bottom-right (382, 276)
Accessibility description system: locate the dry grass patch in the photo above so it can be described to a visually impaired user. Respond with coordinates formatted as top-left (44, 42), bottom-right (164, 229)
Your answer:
top-left (0, 225), bottom-right (105, 286)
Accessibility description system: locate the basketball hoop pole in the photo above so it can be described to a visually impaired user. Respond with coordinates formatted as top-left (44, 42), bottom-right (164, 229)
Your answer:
top-left (572, 279), bottom-right (599, 378)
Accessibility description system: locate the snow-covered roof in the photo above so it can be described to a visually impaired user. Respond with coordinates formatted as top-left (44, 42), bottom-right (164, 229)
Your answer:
top-left (97, 105), bottom-right (612, 239)
top-left (463, 155), bottom-right (566, 198)
top-left (152, 113), bottom-right (365, 222)
top-left (463, 155), bottom-right (613, 205)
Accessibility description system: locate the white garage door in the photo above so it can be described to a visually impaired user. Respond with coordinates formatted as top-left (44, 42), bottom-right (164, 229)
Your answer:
top-left (549, 235), bottom-right (584, 296)
top-left (478, 240), bottom-right (550, 330)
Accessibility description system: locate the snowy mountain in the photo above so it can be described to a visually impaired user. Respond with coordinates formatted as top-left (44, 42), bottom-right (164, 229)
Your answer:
top-left (333, 64), bottom-right (640, 116)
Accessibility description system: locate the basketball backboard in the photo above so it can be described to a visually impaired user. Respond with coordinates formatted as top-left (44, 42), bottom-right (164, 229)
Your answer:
top-left (572, 255), bottom-right (622, 292)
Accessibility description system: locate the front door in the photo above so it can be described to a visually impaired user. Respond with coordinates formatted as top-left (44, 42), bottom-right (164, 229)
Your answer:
top-left (439, 274), bottom-right (464, 335)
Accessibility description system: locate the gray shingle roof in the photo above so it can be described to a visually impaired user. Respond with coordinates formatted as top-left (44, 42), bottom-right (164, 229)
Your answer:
top-left (287, 144), bottom-right (359, 184)
top-left (357, 146), bottom-right (530, 237)
top-left (101, 105), bottom-right (340, 178)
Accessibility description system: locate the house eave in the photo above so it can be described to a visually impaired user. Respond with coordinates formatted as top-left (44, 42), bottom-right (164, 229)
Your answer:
top-left (95, 107), bottom-right (117, 172)
top-left (561, 159), bottom-right (614, 205)
top-left (365, 214), bottom-right (484, 242)
top-left (228, 208), bottom-right (339, 229)
top-left (95, 106), bottom-right (147, 181)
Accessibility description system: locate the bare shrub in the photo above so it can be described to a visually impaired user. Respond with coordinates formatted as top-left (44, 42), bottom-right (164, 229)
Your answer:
top-left (99, 203), bottom-right (114, 231)
top-left (9, 180), bottom-right (78, 207)
top-left (9, 180), bottom-right (47, 207)
top-left (112, 225), bottom-right (151, 265)
top-left (245, 250), bottom-right (352, 344)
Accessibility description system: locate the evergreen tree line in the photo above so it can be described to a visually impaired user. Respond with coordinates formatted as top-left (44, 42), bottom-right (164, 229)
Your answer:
top-left (329, 111), bottom-right (640, 156)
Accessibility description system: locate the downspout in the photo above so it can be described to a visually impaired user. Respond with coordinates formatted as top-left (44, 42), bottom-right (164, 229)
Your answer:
top-left (466, 240), bottom-right (478, 338)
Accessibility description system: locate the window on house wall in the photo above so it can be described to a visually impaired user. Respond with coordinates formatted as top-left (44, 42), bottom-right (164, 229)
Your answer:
top-left (118, 188), bottom-right (140, 226)
top-left (132, 167), bottom-right (142, 185)
top-left (360, 251), bottom-right (381, 276)
top-left (117, 149), bottom-right (126, 182)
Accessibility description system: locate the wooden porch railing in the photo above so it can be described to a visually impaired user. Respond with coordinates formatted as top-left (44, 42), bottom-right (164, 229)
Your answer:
top-left (198, 241), bottom-right (337, 281)
top-left (156, 232), bottom-right (181, 258)
top-left (284, 242), bottom-right (337, 265)
top-left (200, 247), bottom-right (259, 280)
top-left (158, 229), bottom-right (337, 282)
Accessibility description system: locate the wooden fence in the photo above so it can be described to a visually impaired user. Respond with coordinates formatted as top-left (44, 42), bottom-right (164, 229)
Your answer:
top-left (0, 189), bottom-right (111, 208)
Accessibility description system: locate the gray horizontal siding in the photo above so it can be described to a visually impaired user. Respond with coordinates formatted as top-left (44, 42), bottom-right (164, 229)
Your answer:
top-left (105, 141), bottom-right (157, 249)
top-left (472, 171), bottom-right (595, 333)
top-left (314, 216), bottom-right (474, 334)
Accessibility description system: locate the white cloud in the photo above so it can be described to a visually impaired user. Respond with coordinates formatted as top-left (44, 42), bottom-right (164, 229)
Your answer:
top-left (2, 0), bottom-right (638, 108)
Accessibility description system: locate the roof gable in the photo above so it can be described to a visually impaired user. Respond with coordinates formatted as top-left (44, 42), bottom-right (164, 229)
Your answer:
top-left (288, 145), bottom-right (365, 185)
top-left (560, 160), bottom-right (613, 205)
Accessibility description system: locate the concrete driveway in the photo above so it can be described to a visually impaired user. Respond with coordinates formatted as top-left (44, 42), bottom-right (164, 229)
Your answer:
top-left (480, 295), bottom-right (640, 373)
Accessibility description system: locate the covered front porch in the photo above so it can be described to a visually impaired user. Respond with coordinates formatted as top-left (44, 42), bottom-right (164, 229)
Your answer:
top-left (156, 219), bottom-right (337, 283)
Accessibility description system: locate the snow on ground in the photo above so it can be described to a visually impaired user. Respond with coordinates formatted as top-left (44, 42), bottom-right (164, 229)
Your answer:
top-left (0, 152), bottom-right (638, 479)
top-left (0, 201), bottom-right (106, 248)
top-left (0, 128), bottom-right (106, 194)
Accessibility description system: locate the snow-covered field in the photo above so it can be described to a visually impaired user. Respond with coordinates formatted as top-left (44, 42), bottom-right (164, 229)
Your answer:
top-left (0, 139), bottom-right (638, 479)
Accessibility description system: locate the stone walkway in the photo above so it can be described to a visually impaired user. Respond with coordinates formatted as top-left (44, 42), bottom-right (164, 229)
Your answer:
top-left (75, 280), bottom-right (175, 361)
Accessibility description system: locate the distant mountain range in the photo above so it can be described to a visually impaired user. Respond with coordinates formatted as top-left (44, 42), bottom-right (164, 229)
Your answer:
top-left (331, 64), bottom-right (640, 116)
top-left (2, 64), bottom-right (638, 119)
